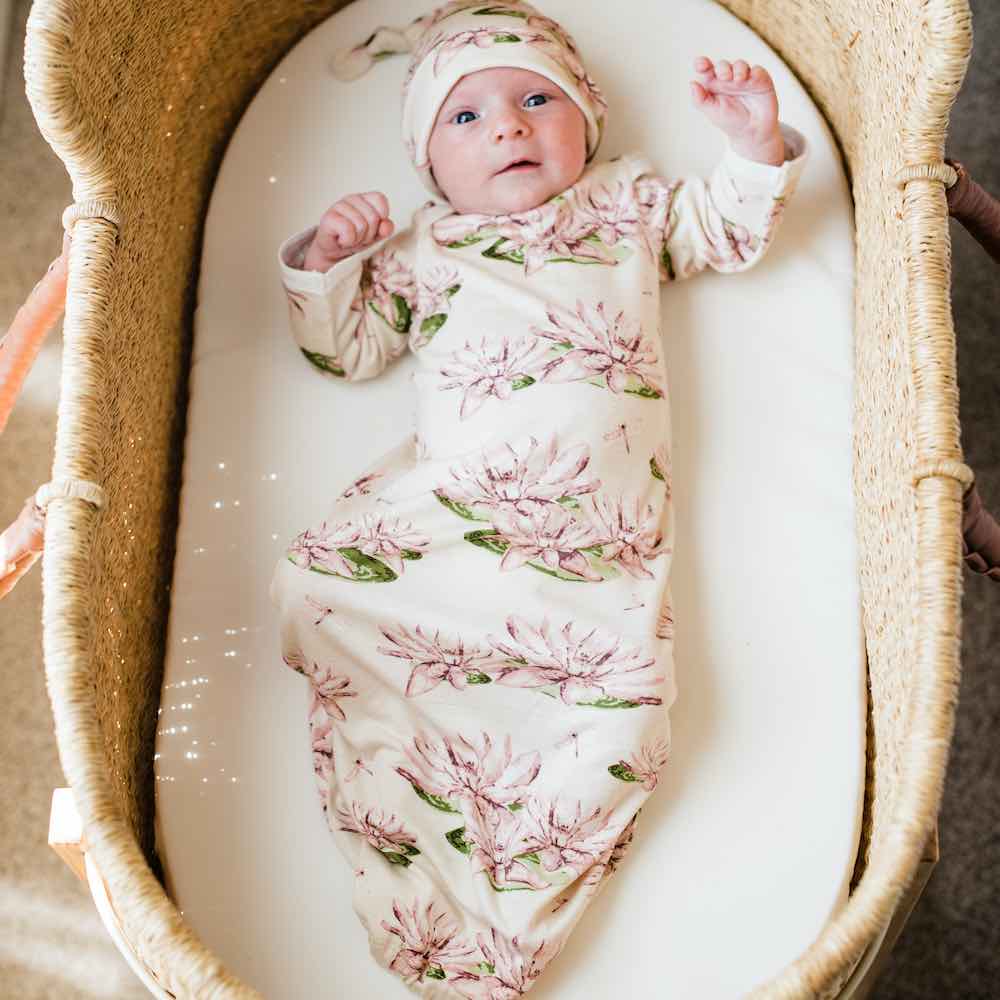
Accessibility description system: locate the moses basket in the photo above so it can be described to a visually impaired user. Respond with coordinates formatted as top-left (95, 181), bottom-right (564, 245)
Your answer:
top-left (23, 0), bottom-right (974, 996)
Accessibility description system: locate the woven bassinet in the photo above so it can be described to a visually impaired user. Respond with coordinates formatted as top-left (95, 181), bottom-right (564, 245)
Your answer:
top-left (23, 0), bottom-right (973, 996)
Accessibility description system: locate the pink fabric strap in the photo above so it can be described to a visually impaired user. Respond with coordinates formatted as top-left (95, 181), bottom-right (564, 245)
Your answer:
top-left (945, 158), bottom-right (1000, 581)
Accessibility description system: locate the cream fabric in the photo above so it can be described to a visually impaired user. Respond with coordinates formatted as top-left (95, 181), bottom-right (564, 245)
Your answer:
top-left (269, 124), bottom-right (808, 997)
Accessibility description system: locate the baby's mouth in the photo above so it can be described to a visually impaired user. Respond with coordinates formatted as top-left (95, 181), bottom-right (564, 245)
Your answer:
top-left (498, 159), bottom-right (540, 174)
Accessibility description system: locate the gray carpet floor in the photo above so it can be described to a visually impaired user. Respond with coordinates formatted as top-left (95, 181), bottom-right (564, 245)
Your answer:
top-left (0, 0), bottom-right (996, 997)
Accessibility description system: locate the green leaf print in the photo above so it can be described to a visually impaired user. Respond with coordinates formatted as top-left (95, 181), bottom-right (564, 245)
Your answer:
top-left (446, 234), bottom-right (486, 249)
top-left (446, 826), bottom-right (472, 854)
top-left (554, 495), bottom-right (580, 510)
top-left (493, 33), bottom-right (522, 43)
top-left (465, 671), bottom-right (493, 684)
top-left (300, 348), bottom-right (345, 377)
top-left (507, 801), bottom-right (525, 811)
top-left (419, 313), bottom-right (448, 340)
top-left (650, 455), bottom-right (665, 481)
top-left (369, 293), bottom-right (412, 334)
top-left (475, 5), bottom-right (527, 16)
top-left (478, 963), bottom-right (497, 976)
top-left (511, 375), bottom-right (536, 390)
top-left (433, 491), bottom-right (493, 522)
top-left (300, 547), bottom-right (398, 582)
top-left (463, 529), bottom-right (621, 582)
top-left (406, 781), bottom-right (462, 814)
top-left (401, 549), bottom-right (423, 561)
top-left (575, 374), bottom-right (661, 399)
top-left (446, 284), bottom-right (461, 297)
top-left (425, 966), bottom-right (447, 981)
top-left (609, 763), bottom-right (640, 782)
top-left (538, 686), bottom-right (645, 709)
top-left (382, 851), bottom-right (414, 867)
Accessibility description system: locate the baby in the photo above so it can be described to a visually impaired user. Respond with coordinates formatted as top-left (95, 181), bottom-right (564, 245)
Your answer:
top-left (270, 1), bottom-right (808, 996)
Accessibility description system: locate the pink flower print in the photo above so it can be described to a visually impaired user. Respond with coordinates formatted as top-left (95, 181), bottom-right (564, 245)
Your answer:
top-left (574, 179), bottom-right (644, 250)
top-left (525, 12), bottom-right (580, 56)
top-left (381, 897), bottom-right (479, 985)
top-left (335, 800), bottom-right (419, 856)
top-left (438, 335), bottom-right (551, 420)
top-left (376, 623), bottom-right (508, 696)
top-left (437, 434), bottom-right (601, 517)
top-left (610, 737), bottom-right (671, 791)
top-left (531, 299), bottom-right (664, 397)
top-left (363, 248), bottom-right (417, 332)
top-left (519, 796), bottom-right (619, 877)
top-left (282, 649), bottom-right (309, 676)
top-left (486, 615), bottom-right (665, 707)
top-left (431, 28), bottom-right (549, 77)
top-left (412, 265), bottom-right (461, 348)
top-left (307, 661), bottom-right (359, 722)
top-left (491, 502), bottom-right (604, 581)
top-left (337, 471), bottom-right (384, 501)
top-left (352, 514), bottom-right (430, 575)
top-left (454, 930), bottom-right (562, 1000)
top-left (635, 175), bottom-right (682, 273)
top-left (582, 493), bottom-right (670, 580)
top-left (311, 714), bottom-right (335, 785)
top-left (415, 264), bottom-right (460, 318)
top-left (492, 198), bottom-right (618, 276)
top-left (396, 731), bottom-right (541, 815)
top-left (288, 514), bottom-right (430, 580)
top-left (690, 194), bottom-right (761, 273)
top-left (463, 799), bottom-right (551, 890)
top-left (651, 440), bottom-right (672, 499)
top-left (656, 595), bottom-right (674, 641)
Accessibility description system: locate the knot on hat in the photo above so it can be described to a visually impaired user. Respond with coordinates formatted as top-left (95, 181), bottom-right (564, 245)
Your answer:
top-left (330, 17), bottom-right (430, 81)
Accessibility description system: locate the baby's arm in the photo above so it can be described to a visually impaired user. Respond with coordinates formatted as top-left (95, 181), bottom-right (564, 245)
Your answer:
top-left (636, 57), bottom-right (809, 282)
top-left (278, 191), bottom-right (419, 382)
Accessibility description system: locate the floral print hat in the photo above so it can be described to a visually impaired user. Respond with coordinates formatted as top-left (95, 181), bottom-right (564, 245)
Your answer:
top-left (330, 0), bottom-right (609, 201)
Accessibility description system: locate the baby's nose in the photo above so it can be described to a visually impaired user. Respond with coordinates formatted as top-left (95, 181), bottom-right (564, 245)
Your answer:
top-left (492, 112), bottom-right (530, 142)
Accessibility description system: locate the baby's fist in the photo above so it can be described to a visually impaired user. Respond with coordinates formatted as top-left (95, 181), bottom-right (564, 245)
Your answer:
top-left (304, 192), bottom-right (395, 272)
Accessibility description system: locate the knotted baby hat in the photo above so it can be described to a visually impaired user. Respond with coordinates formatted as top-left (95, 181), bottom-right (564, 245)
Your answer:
top-left (330, 1), bottom-right (608, 200)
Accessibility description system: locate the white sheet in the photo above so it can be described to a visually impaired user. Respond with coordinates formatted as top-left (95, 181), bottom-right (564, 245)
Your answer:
top-left (151, 1), bottom-right (865, 996)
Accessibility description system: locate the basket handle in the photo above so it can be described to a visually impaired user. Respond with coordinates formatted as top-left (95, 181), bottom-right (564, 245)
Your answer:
top-left (944, 157), bottom-right (1000, 582)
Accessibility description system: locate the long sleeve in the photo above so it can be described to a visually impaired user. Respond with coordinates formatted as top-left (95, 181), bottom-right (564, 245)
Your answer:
top-left (277, 215), bottom-right (422, 382)
top-left (632, 121), bottom-right (809, 283)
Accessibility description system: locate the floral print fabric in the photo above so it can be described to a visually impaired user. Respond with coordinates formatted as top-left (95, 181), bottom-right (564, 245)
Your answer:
top-left (272, 126), bottom-right (808, 997)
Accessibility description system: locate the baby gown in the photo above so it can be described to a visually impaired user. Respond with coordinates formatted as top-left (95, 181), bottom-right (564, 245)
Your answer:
top-left (270, 122), bottom-right (808, 997)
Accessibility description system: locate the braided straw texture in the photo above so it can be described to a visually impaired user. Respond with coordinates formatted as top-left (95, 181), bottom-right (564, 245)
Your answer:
top-left (22, 1), bottom-right (973, 996)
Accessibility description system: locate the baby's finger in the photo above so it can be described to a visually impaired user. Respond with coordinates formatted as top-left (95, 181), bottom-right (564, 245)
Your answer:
top-left (315, 208), bottom-right (357, 251)
top-left (358, 191), bottom-right (390, 221)
top-left (341, 195), bottom-right (380, 244)
top-left (335, 202), bottom-right (372, 246)
top-left (717, 59), bottom-right (732, 80)
top-left (732, 59), bottom-right (749, 81)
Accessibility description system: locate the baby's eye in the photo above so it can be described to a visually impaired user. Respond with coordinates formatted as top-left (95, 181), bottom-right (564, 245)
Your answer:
top-left (453, 110), bottom-right (477, 125)
top-left (525, 93), bottom-right (548, 107)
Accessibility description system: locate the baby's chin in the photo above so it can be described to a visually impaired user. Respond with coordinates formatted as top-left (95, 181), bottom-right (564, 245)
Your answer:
top-left (445, 169), bottom-right (584, 215)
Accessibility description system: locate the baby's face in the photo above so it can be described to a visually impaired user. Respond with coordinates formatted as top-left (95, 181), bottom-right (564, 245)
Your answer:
top-left (427, 67), bottom-right (587, 215)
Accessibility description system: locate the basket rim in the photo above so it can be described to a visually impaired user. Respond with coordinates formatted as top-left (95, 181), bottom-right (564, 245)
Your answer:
top-left (22, 0), bottom-right (975, 996)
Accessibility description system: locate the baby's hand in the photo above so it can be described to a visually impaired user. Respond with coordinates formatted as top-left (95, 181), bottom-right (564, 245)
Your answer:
top-left (690, 57), bottom-right (784, 165)
top-left (303, 192), bottom-right (395, 272)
